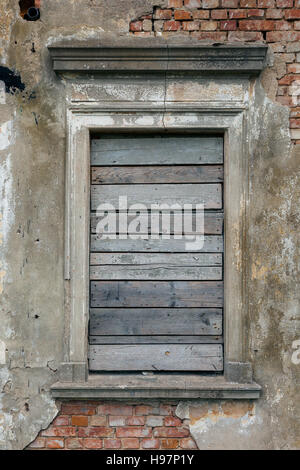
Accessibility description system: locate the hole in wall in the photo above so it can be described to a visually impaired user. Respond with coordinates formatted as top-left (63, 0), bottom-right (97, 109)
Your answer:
top-left (19, 0), bottom-right (40, 21)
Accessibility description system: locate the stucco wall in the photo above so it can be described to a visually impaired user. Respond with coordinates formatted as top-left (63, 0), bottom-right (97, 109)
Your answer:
top-left (0, 0), bottom-right (299, 450)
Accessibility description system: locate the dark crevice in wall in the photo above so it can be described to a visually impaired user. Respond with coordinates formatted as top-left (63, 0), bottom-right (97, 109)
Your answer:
top-left (19, 0), bottom-right (40, 21)
top-left (0, 66), bottom-right (25, 94)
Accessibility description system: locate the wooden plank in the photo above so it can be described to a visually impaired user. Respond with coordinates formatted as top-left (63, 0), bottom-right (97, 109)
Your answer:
top-left (90, 212), bottom-right (224, 235)
top-left (89, 308), bottom-right (222, 335)
top-left (88, 344), bottom-right (223, 371)
top-left (90, 265), bottom-right (222, 281)
top-left (90, 281), bottom-right (223, 308)
top-left (91, 184), bottom-right (222, 210)
top-left (91, 165), bottom-right (224, 184)
top-left (90, 252), bottom-right (223, 266)
top-left (91, 136), bottom-right (223, 165)
top-left (89, 335), bottom-right (223, 344)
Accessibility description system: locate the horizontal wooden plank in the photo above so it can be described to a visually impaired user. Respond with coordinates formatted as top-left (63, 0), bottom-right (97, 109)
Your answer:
top-left (91, 165), bottom-right (224, 184)
top-left (90, 281), bottom-right (223, 308)
top-left (90, 252), bottom-right (223, 266)
top-left (89, 335), bottom-right (223, 344)
top-left (89, 308), bottom-right (222, 335)
top-left (91, 135), bottom-right (223, 166)
top-left (90, 235), bottom-right (223, 253)
top-left (90, 211), bottom-right (224, 235)
top-left (91, 184), bottom-right (222, 210)
top-left (90, 265), bottom-right (222, 281)
top-left (88, 344), bottom-right (223, 371)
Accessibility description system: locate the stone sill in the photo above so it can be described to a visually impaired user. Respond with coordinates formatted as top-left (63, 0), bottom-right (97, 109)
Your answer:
top-left (51, 374), bottom-right (261, 400)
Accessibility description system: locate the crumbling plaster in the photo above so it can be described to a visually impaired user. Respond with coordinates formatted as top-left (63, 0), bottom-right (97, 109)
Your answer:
top-left (0, 0), bottom-right (299, 449)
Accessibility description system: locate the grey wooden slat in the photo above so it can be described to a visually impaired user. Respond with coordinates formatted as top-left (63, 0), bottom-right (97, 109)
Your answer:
top-left (91, 165), bottom-right (224, 184)
top-left (90, 252), bottom-right (222, 266)
top-left (90, 235), bottom-right (223, 253)
top-left (91, 184), bottom-right (222, 210)
top-left (90, 212), bottom-right (223, 235)
top-left (90, 265), bottom-right (222, 281)
top-left (90, 281), bottom-right (223, 308)
top-left (89, 308), bottom-right (222, 335)
top-left (89, 335), bottom-right (223, 344)
top-left (88, 344), bottom-right (223, 371)
top-left (91, 136), bottom-right (223, 165)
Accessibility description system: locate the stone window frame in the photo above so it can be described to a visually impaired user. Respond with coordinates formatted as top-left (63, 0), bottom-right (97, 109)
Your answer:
top-left (48, 42), bottom-right (267, 399)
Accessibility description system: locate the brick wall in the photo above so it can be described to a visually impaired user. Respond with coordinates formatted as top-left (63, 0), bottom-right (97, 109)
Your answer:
top-left (28, 402), bottom-right (197, 450)
top-left (130, 0), bottom-right (300, 144)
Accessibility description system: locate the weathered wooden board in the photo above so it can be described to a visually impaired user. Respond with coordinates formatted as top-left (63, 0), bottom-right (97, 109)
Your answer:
top-left (90, 265), bottom-right (222, 281)
top-left (91, 165), bottom-right (224, 184)
top-left (88, 344), bottom-right (223, 371)
top-left (89, 335), bottom-right (223, 344)
top-left (89, 308), bottom-right (222, 335)
top-left (91, 184), bottom-right (222, 210)
top-left (90, 235), bottom-right (223, 253)
top-left (91, 136), bottom-right (223, 165)
top-left (90, 281), bottom-right (224, 308)
top-left (90, 252), bottom-right (222, 266)
top-left (90, 211), bottom-right (224, 235)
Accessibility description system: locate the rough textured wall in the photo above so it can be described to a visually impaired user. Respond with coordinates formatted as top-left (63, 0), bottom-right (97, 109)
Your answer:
top-left (0, 0), bottom-right (299, 450)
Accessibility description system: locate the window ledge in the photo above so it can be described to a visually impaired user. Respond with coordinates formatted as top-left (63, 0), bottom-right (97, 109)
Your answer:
top-left (51, 374), bottom-right (261, 400)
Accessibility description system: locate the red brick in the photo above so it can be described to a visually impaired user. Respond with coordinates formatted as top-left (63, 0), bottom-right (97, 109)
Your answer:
top-left (46, 438), bottom-right (64, 449)
top-left (116, 426), bottom-right (152, 438)
top-left (164, 20), bottom-right (181, 30)
top-left (288, 64), bottom-right (300, 73)
top-left (285, 10), bottom-right (300, 20)
top-left (200, 20), bottom-right (218, 30)
top-left (97, 404), bottom-right (133, 416)
top-left (122, 438), bottom-right (140, 449)
top-left (290, 118), bottom-right (300, 127)
top-left (276, 95), bottom-right (294, 106)
top-left (266, 9), bottom-right (283, 19)
top-left (211, 10), bottom-right (228, 19)
top-left (71, 416), bottom-right (88, 427)
top-left (295, 21), bottom-right (300, 29)
top-left (78, 426), bottom-right (114, 438)
top-left (90, 415), bottom-right (107, 426)
top-left (142, 438), bottom-right (160, 449)
top-left (130, 21), bottom-right (143, 32)
top-left (146, 415), bottom-right (164, 427)
top-left (229, 9), bottom-right (247, 18)
top-left (135, 405), bottom-right (153, 415)
top-left (126, 416), bottom-right (145, 426)
top-left (239, 19), bottom-right (275, 30)
top-left (155, 9), bottom-right (173, 20)
top-left (161, 439), bottom-right (179, 449)
top-left (182, 20), bottom-right (200, 30)
top-left (174, 10), bottom-right (192, 20)
top-left (240, 0), bottom-right (257, 6)
top-left (202, 0), bottom-right (219, 6)
top-left (180, 438), bottom-right (198, 449)
top-left (28, 437), bottom-right (46, 449)
top-left (168, 0), bottom-right (183, 6)
top-left (191, 31), bottom-right (228, 40)
top-left (279, 75), bottom-right (300, 85)
top-left (267, 31), bottom-right (300, 41)
top-left (52, 416), bottom-right (69, 426)
top-left (42, 426), bottom-right (76, 437)
top-left (221, 0), bottom-right (238, 6)
top-left (247, 9), bottom-right (265, 17)
top-left (104, 439), bottom-right (122, 449)
top-left (220, 20), bottom-right (237, 30)
top-left (66, 438), bottom-right (84, 449)
top-left (184, 0), bottom-right (202, 6)
top-left (109, 416), bottom-right (126, 426)
top-left (257, 0), bottom-right (275, 6)
top-left (275, 20), bottom-right (293, 30)
top-left (164, 416), bottom-right (183, 426)
top-left (193, 10), bottom-right (210, 18)
top-left (61, 403), bottom-right (97, 416)
top-left (153, 427), bottom-right (190, 438)
top-left (82, 438), bottom-right (103, 449)
top-left (228, 31), bottom-right (264, 40)
top-left (34, 0), bottom-right (41, 7)
top-left (276, 0), bottom-right (293, 6)
top-left (133, 32), bottom-right (153, 37)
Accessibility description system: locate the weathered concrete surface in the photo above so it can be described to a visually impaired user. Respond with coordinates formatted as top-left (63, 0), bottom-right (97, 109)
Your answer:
top-left (0, 0), bottom-right (299, 449)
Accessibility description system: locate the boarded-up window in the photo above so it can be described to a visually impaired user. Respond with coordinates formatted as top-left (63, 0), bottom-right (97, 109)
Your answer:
top-left (89, 134), bottom-right (224, 372)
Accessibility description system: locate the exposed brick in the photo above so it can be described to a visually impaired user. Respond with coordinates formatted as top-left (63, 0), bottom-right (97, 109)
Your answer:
top-left (193, 10), bottom-right (210, 18)
top-left (154, 20), bottom-right (164, 31)
top-left (161, 439), bottom-right (179, 449)
top-left (168, 0), bottom-right (183, 6)
top-left (90, 415), bottom-right (107, 426)
top-left (220, 20), bottom-right (237, 30)
top-left (239, 19), bottom-right (275, 30)
top-left (202, 0), bottom-right (219, 8)
top-left (135, 405), bottom-right (153, 415)
top-left (276, 0), bottom-right (293, 6)
top-left (266, 9), bottom-right (283, 19)
top-left (154, 9), bottom-right (173, 20)
top-left (126, 416), bottom-right (145, 426)
top-left (146, 415), bottom-right (164, 427)
top-left (182, 20), bottom-right (200, 30)
top-left (277, 53), bottom-right (295, 62)
top-left (295, 21), bottom-right (300, 29)
top-left (133, 32), bottom-right (153, 37)
top-left (221, 0), bottom-right (238, 6)
top-left (174, 10), bottom-right (192, 20)
top-left (143, 20), bottom-right (153, 32)
top-left (275, 20), bottom-right (293, 30)
top-left (290, 129), bottom-right (300, 138)
top-left (191, 31), bottom-right (228, 40)
top-left (240, 0), bottom-right (257, 6)
top-left (229, 9), bottom-right (247, 18)
top-left (267, 31), bottom-right (300, 41)
top-left (184, 0), bottom-right (202, 6)
top-left (61, 403), bottom-right (97, 416)
top-left (285, 10), bottom-right (300, 20)
top-left (104, 439), bottom-right (122, 449)
top-left (257, 0), bottom-right (275, 6)
top-left (78, 426), bottom-right (114, 438)
top-left (122, 438), bottom-right (140, 449)
top-left (108, 416), bottom-right (126, 427)
top-left (71, 416), bottom-right (88, 427)
top-left (211, 10), bottom-right (228, 19)
top-left (82, 438), bottom-right (103, 449)
top-left (130, 21), bottom-right (143, 32)
top-left (46, 438), bottom-right (64, 449)
top-left (153, 427), bottom-right (190, 438)
top-left (42, 426), bottom-right (76, 437)
top-left (247, 9), bottom-right (265, 17)
top-left (28, 437), bottom-right (46, 449)
top-left (164, 416), bottom-right (183, 426)
top-left (164, 20), bottom-right (181, 30)
top-left (97, 404), bottom-right (133, 416)
top-left (142, 438), bottom-right (160, 449)
top-left (116, 426), bottom-right (152, 438)
top-left (288, 64), bottom-right (300, 73)
top-left (52, 415), bottom-right (69, 426)
top-left (180, 438), bottom-right (198, 449)
top-left (200, 20), bottom-right (218, 30)
top-left (290, 118), bottom-right (300, 127)
top-left (228, 30), bottom-right (264, 40)
top-left (276, 95), bottom-right (294, 106)
top-left (66, 438), bottom-right (84, 449)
